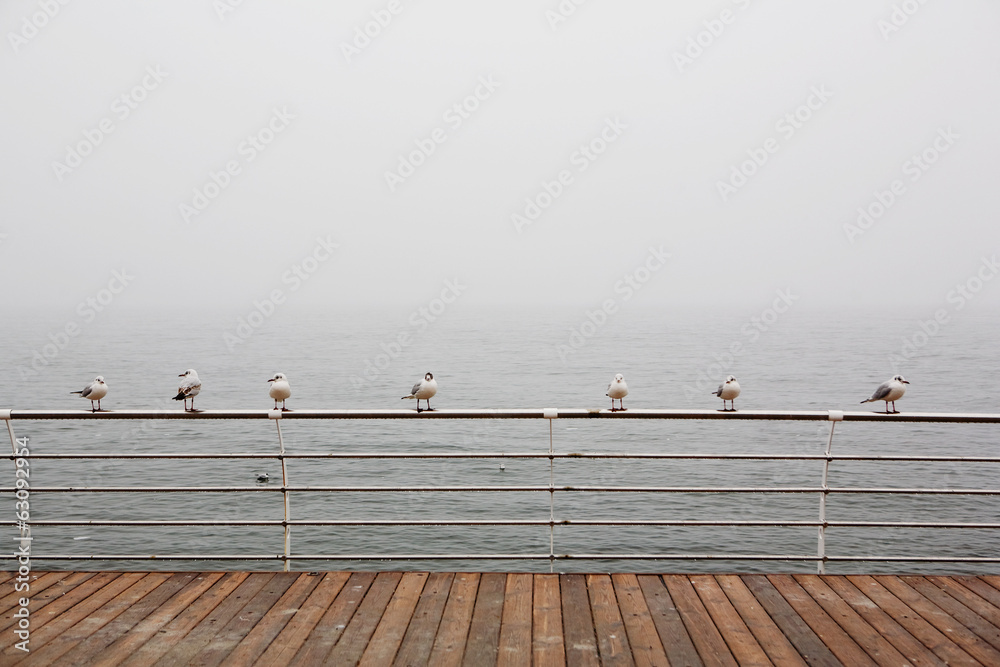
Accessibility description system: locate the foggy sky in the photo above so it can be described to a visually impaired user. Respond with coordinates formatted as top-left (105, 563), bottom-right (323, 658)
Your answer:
top-left (2, 0), bottom-right (999, 315)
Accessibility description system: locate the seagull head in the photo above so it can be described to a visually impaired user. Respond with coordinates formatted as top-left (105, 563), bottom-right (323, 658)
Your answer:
top-left (424, 372), bottom-right (434, 381)
top-left (725, 375), bottom-right (738, 383)
top-left (269, 373), bottom-right (287, 383)
top-left (893, 375), bottom-right (909, 384)
top-left (95, 376), bottom-right (105, 384)
top-left (613, 373), bottom-right (624, 383)
top-left (179, 369), bottom-right (197, 377)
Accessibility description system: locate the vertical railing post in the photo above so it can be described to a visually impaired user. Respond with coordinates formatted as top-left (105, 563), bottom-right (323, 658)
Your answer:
top-left (544, 409), bottom-right (558, 573)
top-left (818, 410), bottom-right (843, 574)
top-left (270, 410), bottom-right (291, 571)
top-left (3, 411), bottom-right (15, 458)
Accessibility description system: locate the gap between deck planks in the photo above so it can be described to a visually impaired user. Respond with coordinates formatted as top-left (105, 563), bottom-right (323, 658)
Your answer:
top-left (1, 572), bottom-right (998, 666)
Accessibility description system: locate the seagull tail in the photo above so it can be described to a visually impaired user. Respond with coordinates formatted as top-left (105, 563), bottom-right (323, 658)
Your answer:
top-left (401, 395), bottom-right (415, 400)
top-left (172, 392), bottom-right (187, 400)
top-left (70, 391), bottom-right (83, 395)
top-left (859, 399), bottom-right (870, 404)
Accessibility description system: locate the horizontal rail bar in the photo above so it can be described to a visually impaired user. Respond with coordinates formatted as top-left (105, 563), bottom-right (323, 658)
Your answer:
top-left (12, 452), bottom-right (1000, 463)
top-left (8, 553), bottom-right (1000, 563)
top-left (9, 520), bottom-right (1000, 528)
top-left (7, 485), bottom-right (1000, 494)
top-left (6, 408), bottom-right (1000, 422)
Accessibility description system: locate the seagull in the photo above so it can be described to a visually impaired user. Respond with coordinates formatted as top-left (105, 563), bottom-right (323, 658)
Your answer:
top-left (268, 373), bottom-right (291, 410)
top-left (71, 376), bottom-right (108, 412)
top-left (256, 472), bottom-right (270, 483)
top-left (606, 373), bottom-right (628, 411)
top-left (713, 375), bottom-right (741, 411)
top-left (173, 369), bottom-right (202, 412)
top-left (402, 372), bottom-right (437, 412)
top-left (861, 375), bottom-right (909, 414)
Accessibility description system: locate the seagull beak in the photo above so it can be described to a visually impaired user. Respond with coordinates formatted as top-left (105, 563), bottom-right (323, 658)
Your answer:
top-left (268, 379), bottom-right (274, 383)
top-left (902, 380), bottom-right (910, 384)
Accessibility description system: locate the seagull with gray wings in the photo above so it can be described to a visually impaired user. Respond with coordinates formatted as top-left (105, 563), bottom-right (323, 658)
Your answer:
top-left (402, 372), bottom-right (437, 412)
top-left (173, 369), bottom-right (202, 412)
top-left (71, 376), bottom-right (108, 412)
top-left (861, 375), bottom-right (909, 414)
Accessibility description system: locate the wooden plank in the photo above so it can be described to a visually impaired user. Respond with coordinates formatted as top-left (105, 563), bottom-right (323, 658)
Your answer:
top-left (147, 572), bottom-right (275, 666)
top-left (741, 575), bottom-right (840, 667)
top-left (113, 571), bottom-right (251, 667)
top-left (186, 571), bottom-right (299, 666)
top-left (662, 575), bottom-right (737, 667)
top-left (291, 570), bottom-right (377, 665)
top-left (981, 575), bottom-right (1000, 593)
top-left (359, 572), bottom-right (428, 667)
top-left (611, 573), bottom-right (668, 667)
top-left (219, 571), bottom-right (323, 667)
top-left (793, 574), bottom-right (910, 667)
top-left (927, 577), bottom-right (1000, 626)
top-left (393, 571), bottom-right (455, 667)
top-left (821, 575), bottom-right (946, 667)
top-left (953, 576), bottom-right (1000, 611)
top-left (846, 575), bottom-right (979, 666)
top-left (428, 572), bottom-right (480, 667)
top-left (715, 574), bottom-right (805, 667)
top-left (325, 571), bottom-right (404, 666)
top-left (902, 576), bottom-right (1000, 652)
top-left (90, 572), bottom-right (227, 667)
top-left (2, 570), bottom-right (123, 663)
top-left (690, 575), bottom-right (769, 667)
top-left (636, 575), bottom-right (702, 667)
top-left (497, 573), bottom-right (532, 667)
top-left (0, 572), bottom-right (72, 617)
top-left (878, 575), bottom-right (1000, 664)
top-left (561, 574), bottom-right (600, 667)
top-left (767, 574), bottom-right (877, 667)
top-left (252, 571), bottom-right (350, 666)
top-left (19, 572), bottom-right (168, 666)
top-left (532, 574), bottom-right (566, 667)
top-left (461, 572), bottom-right (506, 667)
top-left (70, 572), bottom-right (202, 665)
top-left (587, 574), bottom-right (633, 667)
top-left (0, 571), bottom-right (103, 635)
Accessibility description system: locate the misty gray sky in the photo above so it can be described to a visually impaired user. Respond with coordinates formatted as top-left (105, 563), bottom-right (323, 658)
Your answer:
top-left (2, 1), bottom-right (999, 314)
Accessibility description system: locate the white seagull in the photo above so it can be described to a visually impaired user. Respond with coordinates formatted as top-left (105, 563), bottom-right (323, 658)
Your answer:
top-left (268, 373), bottom-right (291, 410)
top-left (71, 376), bottom-right (108, 412)
top-left (606, 373), bottom-right (628, 411)
top-left (713, 375), bottom-right (741, 411)
top-left (402, 372), bottom-right (437, 412)
top-left (861, 375), bottom-right (909, 414)
top-left (173, 369), bottom-right (202, 412)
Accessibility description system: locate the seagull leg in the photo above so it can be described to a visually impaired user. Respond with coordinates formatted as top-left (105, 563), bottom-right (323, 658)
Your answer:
top-left (426, 399), bottom-right (434, 412)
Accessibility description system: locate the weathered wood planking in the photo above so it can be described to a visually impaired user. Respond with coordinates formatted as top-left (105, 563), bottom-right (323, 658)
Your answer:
top-left (1, 572), bottom-right (998, 666)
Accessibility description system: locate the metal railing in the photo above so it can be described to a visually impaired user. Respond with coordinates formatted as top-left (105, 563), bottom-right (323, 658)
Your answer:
top-left (4, 408), bottom-right (1000, 573)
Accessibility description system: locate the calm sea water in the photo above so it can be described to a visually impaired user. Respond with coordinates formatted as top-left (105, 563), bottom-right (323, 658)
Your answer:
top-left (2, 305), bottom-right (998, 573)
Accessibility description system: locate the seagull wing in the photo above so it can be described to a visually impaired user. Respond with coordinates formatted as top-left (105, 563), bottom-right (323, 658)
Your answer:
top-left (178, 378), bottom-right (201, 396)
top-left (867, 381), bottom-right (892, 402)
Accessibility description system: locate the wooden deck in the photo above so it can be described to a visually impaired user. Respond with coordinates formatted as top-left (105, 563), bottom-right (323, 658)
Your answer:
top-left (2, 571), bottom-right (1000, 665)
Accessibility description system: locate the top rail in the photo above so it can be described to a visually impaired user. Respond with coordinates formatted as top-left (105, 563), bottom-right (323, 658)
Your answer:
top-left (4, 408), bottom-right (1000, 422)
